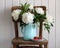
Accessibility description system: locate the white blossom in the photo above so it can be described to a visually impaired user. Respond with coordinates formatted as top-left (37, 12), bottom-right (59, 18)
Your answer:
top-left (46, 14), bottom-right (54, 23)
top-left (44, 14), bottom-right (54, 26)
top-left (29, 4), bottom-right (33, 10)
top-left (22, 12), bottom-right (34, 24)
top-left (35, 8), bottom-right (44, 14)
top-left (11, 9), bottom-right (21, 21)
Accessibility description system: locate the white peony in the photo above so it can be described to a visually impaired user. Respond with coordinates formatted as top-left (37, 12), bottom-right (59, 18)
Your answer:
top-left (46, 14), bottom-right (54, 23)
top-left (12, 9), bottom-right (21, 21)
top-left (44, 14), bottom-right (54, 26)
top-left (22, 12), bottom-right (34, 24)
top-left (29, 4), bottom-right (33, 10)
top-left (35, 8), bottom-right (44, 14)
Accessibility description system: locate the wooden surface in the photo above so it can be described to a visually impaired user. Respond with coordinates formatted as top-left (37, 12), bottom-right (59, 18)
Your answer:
top-left (12, 37), bottom-right (48, 48)
top-left (12, 37), bottom-right (48, 45)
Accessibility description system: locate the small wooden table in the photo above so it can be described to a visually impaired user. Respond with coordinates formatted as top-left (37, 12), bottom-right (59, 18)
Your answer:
top-left (12, 37), bottom-right (48, 48)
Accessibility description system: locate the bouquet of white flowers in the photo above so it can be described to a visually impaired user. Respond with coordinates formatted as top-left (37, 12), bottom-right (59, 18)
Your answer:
top-left (11, 3), bottom-right (54, 33)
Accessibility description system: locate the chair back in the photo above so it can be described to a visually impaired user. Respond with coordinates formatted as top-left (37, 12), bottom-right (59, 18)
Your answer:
top-left (11, 6), bottom-right (46, 38)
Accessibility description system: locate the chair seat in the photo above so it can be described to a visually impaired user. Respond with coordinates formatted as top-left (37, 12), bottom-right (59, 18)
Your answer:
top-left (12, 37), bottom-right (48, 45)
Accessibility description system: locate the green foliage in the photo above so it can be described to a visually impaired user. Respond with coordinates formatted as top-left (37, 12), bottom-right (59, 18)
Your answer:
top-left (19, 3), bottom-right (30, 27)
top-left (44, 23), bottom-right (53, 33)
top-left (21, 3), bottom-right (30, 13)
top-left (44, 23), bottom-right (50, 33)
top-left (33, 9), bottom-right (46, 23)
top-left (19, 3), bottom-right (48, 30)
top-left (19, 3), bottom-right (54, 33)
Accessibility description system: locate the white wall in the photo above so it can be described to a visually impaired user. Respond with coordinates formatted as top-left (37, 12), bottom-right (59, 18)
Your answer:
top-left (0, 0), bottom-right (60, 48)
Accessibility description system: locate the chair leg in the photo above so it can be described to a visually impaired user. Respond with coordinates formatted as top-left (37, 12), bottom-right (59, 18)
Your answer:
top-left (39, 45), bottom-right (42, 48)
top-left (13, 44), bottom-right (17, 48)
top-left (44, 44), bottom-right (47, 48)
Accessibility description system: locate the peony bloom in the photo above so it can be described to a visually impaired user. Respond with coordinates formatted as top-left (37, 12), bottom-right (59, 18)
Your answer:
top-left (35, 8), bottom-right (44, 14)
top-left (29, 4), bottom-right (33, 10)
top-left (46, 14), bottom-right (54, 23)
top-left (44, 14), bottom-right (54, 26)
top-left (11, 9), bottom-right (21, 21)
top-left (22, 12), bottom-right (34, 24)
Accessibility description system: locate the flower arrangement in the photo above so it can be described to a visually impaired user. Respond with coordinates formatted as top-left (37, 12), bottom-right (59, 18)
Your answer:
top-left (11, 3), bottom-right (54, 33)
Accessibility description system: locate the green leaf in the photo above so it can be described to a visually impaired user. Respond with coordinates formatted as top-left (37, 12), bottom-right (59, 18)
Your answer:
top-left (24, 4), bottom-right (30, 12)
top-left (44, 23), bottom-right (50, 33)
top-left (21, 3), bottom-right (30, 12)
top-left (51, 23), bottom-right (53, 27)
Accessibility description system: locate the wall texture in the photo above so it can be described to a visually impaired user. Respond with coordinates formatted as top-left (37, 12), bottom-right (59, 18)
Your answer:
top-left (0, 0), bottom-right (60, 48)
